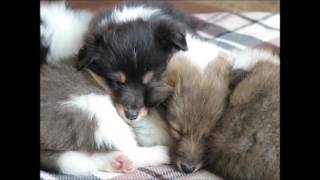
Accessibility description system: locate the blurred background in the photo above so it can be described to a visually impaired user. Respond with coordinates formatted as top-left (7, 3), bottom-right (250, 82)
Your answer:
top-left (67, 0), bottom-right (280, 13)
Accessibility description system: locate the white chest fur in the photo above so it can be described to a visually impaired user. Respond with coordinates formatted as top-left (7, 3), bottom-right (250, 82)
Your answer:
top-left (172, 33), bottom-right (226, 73)
top-left (131, 111), bottom-right (171, 147)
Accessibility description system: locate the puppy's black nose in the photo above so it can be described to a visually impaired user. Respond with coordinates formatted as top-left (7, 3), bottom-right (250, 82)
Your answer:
top-left (181, 164), bottom-right (195, 174)
top-left (124, 109), bottom-right (139, 120)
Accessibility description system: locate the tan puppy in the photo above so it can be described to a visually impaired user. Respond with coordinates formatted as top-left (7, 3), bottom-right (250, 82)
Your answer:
top-left (164, 48), bottom-right (280, 180)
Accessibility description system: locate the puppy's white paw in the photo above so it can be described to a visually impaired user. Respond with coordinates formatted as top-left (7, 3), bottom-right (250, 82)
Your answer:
top-left (91, 151), bottom-right (134, 173)
top-left (111, 154), bottom-right (134, 173)
top-left (124, 145), bottom-right (170, 168)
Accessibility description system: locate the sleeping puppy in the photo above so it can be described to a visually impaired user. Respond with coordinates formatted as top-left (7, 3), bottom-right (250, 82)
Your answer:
top-left (163, 48), bottom-right (280, 180)
top-left (40, 0), bottom-right (194, 176)
top-left (132, 31), bottom-right (228, 146)
top-left (77, 0), bottom-right (194, 123)
top-left (162, 53), bottom-right (232, 174)
top-left (41, 0), bottom-right (194, 118)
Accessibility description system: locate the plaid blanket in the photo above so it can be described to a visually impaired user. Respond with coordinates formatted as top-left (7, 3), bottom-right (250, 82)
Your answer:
top-left (193, 11), bottom-right (279, 55)
top-left (40, 11), bottom-right (279, 180)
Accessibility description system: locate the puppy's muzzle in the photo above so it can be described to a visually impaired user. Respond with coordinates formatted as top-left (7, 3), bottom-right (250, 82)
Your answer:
top-left (181, 163), bottom-right (196, 174)
top-left (124, 108), bottom-right (139, 120)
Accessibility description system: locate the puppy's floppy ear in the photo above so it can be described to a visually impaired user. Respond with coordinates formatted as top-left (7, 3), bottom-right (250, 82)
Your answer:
top-left (153, 19), bottom-right (187, 52)
top-left (145, 82), bottom-right (174, 107)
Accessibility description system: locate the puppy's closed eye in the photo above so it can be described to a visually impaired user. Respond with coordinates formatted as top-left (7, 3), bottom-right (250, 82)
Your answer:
top-left (107, 72), bottom-right (126, 87)
top-left (169, 121), bottom-right (183, 139)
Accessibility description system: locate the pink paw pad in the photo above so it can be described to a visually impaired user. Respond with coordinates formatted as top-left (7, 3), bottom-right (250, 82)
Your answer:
top-left (111, 154), bottom-right (134, 172)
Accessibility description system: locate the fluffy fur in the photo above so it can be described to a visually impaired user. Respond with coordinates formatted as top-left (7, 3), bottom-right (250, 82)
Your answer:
top-left (163, 55), bottom-right (232, 174)
top-left (40, 1), bottom-right (93, 64)
top-left (171, 33), bottom-right (227, 73)
top-left (77, 0), bottom-right (197, 122)
top-left (40, 60), bottom-right (170, 176)
top-left (40, 0), bottom-right (197, 176)
top-left (207, 59), bottom-right (279, 180)
top-left (163, 48), bottom-right (280, 180)
top-left (228, 48), bottom-right (279, 70)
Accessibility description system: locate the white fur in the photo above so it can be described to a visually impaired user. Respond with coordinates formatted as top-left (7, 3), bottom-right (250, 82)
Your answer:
top-left (90, 151), bottom-right (124, 172)
top-left (58, 151), bottom-right (97, 176)
top-left (99, 5), bottom-right (161, 26)
top-left (60, 93), bottom-right (170, 174)
top-left (40, 1), bottom-right (92, 64)
top-left (132, 111), bottom-right (171, 147)
top-left (93, 171), bottom-right (123, 179)
top-left (172, 34), bottom-right (280, 73)
top-left (124, 145), bottom-right (170, 168)
top-left (60, 94), bottom-right (136, 150)
top-left (229, 48), bottom-right (280, 70)
top-left (40, 171), bottom-right (57, 180)
top-left (172, 33), bottom-right (227, 73)
top-left (58, 151), bottom-right (124, 176)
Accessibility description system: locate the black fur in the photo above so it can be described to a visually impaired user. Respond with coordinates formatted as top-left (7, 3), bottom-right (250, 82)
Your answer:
top-left (78, 1), bottom-right (194, 113)
top-left (121, 0), bottom-right (198, 30)
top-left (40, 1), bottom-right (195, 172)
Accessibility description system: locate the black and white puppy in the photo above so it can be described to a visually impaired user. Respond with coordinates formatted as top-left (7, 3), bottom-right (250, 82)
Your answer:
top-left (40, 0), bottom-right (195, 176)
top-left (77, 0), bottom-right (194, 123)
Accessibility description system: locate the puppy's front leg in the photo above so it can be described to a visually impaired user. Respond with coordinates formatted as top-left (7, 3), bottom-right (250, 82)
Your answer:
top-left (90, 151), bottom-right (133, 173)
top-left (124, 146), bottom-right (170, 168)
top-left (62, 94), bottom-right (170, 172)
top-left (111, 131), bottom-right (170, 168)
top-left (78, 94), bottom-right (170, 168)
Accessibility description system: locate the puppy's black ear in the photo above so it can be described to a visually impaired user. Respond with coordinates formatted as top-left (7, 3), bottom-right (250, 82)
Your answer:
top-left (153, 19), bottom-right (187, 52)
top-left (145, 82), bottom-right (174, 107)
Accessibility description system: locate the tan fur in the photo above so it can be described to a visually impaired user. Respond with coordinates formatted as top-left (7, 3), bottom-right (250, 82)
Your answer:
top-left (165, 51), bottom-right (280, 180)
top-left (164, 55), bottom-right (232, 172)
top-left (142, 71), bottom-right (154, 84)
top-left (230, 61), bottom-right (279, 106)
top-left (86, 69), bottom-right (111, 93)
top-left (115, 71), bottom-right (126, 83)
top-left (207, 61), bottom-right (280, 180)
